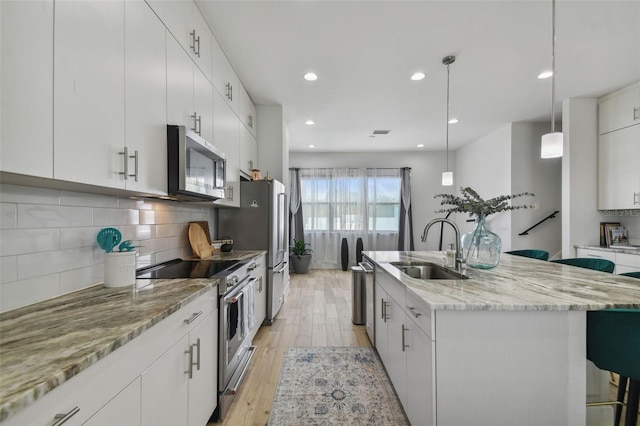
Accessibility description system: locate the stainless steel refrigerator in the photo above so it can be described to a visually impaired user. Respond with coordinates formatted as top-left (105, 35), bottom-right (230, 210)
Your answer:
top-left (217, 179), bottom-right (289, 324)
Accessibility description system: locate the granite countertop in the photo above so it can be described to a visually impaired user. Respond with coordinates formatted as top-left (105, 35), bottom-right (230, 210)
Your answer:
top-left (575, 245), bottom-right (640, 255)
top-left (183, 249), bottom-right (266, 261)
top-left (0, 277), bottom-right (219, 422)
top-left (363, 251), bottom-right (640, 311)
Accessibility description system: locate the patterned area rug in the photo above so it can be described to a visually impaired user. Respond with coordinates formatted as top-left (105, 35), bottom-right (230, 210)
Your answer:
top-left (268, 347), bottom-right (409, 425)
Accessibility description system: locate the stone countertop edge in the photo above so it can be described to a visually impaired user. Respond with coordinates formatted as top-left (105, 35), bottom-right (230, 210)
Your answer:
top-left (362, 251), bottom-right (640, 312)
top-left (0, 277), bottom-right (218, 423)
top-left (574, 245), bottom-right (640, 255)
top-left (183, 249), bottom-right (267, 261)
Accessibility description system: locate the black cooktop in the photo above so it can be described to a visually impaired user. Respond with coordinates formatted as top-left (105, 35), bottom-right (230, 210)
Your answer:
top-left (136, 259), bottom-right (241, 279)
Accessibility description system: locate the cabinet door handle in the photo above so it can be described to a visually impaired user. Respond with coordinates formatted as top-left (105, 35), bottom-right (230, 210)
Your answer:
top-left (194, 337), bottom-right (201, 371)
top-left (53, 407), bottom-right (80, 425)
top-left (194, 34), bottom-right (200, 57)
top-left (190, 112), bottom-right (198, 133)
top-left (119, 146), bottom-right (129, 180)
top-left (196, 115), bottom-right (202, 136)
top-left (401, 324), bottom-right (409, 352)
top-left (185, 345), bottom-right (194, 379)
top-left (407, 306), bottom-right (422, 318)
top-left (633, 107), bottom-right (639, 121)
top-left (190, 30), bottom-right (196, 55)
top-left (248, 114), bottom-right (253, 128)
top-left (634, 192), bottom-right (639, 205)
top-left (129, 150), bottom-right (138, 182)
top-left (184, 311), bottom-right (203, 324)
top-left (226, 82), bottom-right (232, 100)
top-left (225, 186), bottom-right (234, 201)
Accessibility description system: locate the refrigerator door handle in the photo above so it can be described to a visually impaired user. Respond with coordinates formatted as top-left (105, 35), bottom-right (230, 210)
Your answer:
top-left (274, 261), bottom-right (288, 274)
top-left (277, 192), bottom-right (287, 258)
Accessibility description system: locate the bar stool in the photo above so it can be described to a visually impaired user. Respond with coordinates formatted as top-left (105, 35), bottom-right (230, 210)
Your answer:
top-left (587, 309), bottom-right (640, 426)
top-left (504, 249), bottom-right (549, 261)
top-left (620, 271), bottom-right (640, 279)
top-left (550, 257), bottom-right (616, 273)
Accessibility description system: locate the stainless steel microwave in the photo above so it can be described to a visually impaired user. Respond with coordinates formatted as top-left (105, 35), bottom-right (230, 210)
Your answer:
top-left (167, 125), bottom-right (226, 201)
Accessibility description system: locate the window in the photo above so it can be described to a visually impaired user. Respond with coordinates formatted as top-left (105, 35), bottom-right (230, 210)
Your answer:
top-left (300, 168), bottom-right (401, 233)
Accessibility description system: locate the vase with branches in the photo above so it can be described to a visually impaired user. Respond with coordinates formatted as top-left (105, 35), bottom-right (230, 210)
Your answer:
top-left (434, 187), bottom-right (535, 269)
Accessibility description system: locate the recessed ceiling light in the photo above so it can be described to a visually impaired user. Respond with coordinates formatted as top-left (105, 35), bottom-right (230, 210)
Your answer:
top-left (308, 144), bottom-right (315, 149)
top-left (305, 120), bottom-right (315, 125)
top-left (448, 118), bottom-right (459, 124)
top-left (538, 70), bottom-right (553, 79)
top-left (417, 144), bottom-right (425, 148)
top-left (410, 72), bottom-right (426, 81)
top-left (304, 72), bottom-right (318, 81)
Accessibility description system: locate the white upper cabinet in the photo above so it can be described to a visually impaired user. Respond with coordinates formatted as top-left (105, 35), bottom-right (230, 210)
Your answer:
top-left (239, 85), bottom-right (258, 138)
top-left (239, 124), bottom-right (258, 179)
top-left (598, 83), bottom-right (640, 210)
top-left (145, 0), bottom-right (212, 82)
top-left (598, 83), bottom-right (640, 135)
top-left (0, 0), bottom-right (54, 178)
top-left (212, 90), bottom-right (240, 207)
top-left (211, 35), bottom-right (241, 115)
top-left (167, 35), bottom-right (213, 143)
top-left (124, 0), bottom-right (168, 195)
top-left (53, 0), bottom-right (126, 188)
top-left (598, 125), bottom-right (640, 210)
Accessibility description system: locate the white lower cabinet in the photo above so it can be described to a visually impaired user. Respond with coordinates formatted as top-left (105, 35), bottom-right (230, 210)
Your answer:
top-left (83, 377), bottom-right (142, 426)
top-left (141, 335), bottom-right (190, 426)
top-left (249, 253), bottom-right (267, 339)
top-left (4, 289), bottom-right (218, 426)
top-left (404, 313), bottom-right (435, 426)
top-left (374, 270), bottom-right (434, 426)
top-left (576, 247), bottom-right (640, 274)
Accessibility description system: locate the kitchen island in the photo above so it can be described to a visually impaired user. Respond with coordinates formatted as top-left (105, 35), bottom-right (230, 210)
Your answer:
top-left (364, 251), bottom-right (640, 426)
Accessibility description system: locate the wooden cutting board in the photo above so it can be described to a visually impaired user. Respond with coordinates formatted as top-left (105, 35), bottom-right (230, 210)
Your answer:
top-left (188, 223), bottom-right (213, 259)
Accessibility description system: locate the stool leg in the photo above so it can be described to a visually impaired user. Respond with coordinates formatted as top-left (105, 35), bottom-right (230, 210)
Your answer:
top-left (616, 376), bottom-right (628, 426)
top-left (624, 379), bottom-right (639, 426)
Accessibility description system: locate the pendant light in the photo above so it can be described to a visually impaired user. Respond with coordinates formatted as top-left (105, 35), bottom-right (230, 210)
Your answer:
top-left (442, 55), bottom-right (455, 186)
top-left (541, 0), bottom-right (563, 158)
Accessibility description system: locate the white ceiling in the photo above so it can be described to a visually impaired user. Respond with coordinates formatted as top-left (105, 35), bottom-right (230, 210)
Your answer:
top-left (196, 0), bottom-right (640, 153)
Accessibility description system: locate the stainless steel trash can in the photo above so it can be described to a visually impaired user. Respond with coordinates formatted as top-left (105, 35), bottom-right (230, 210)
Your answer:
top-left (351, 265), bottom-right (366, 325)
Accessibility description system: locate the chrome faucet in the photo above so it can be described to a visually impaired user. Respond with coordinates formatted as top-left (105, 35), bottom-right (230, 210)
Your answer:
top-left (421, 218), bottom-right (464, 273)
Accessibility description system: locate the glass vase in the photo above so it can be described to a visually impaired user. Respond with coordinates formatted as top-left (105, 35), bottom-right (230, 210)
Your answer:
top-left (461, 215), bottom-right (502, 269)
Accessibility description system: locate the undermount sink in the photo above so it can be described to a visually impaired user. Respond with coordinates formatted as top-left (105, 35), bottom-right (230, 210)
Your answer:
top-left (390, 261), bottom-right (469, 280)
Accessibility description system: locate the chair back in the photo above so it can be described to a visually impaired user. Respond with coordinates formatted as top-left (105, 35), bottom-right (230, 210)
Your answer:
top-left (505, 249), bottom-right (549, 261)
top-left (587, 309), bottom-right (640, 380)
top-left (550, 257), bottom-right (615, 273)
top-left (620, 271), bottom-right (640, 279)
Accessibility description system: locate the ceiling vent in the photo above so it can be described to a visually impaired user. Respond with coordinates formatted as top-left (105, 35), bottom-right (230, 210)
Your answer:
top-left (372, 130), bottom-right (390, 135)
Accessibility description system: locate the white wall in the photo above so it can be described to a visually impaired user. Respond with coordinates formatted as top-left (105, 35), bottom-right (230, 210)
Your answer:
top-left (511, 122), bottom-right (562, 257)
top-left (0, 184), bottom-right (214, 312)
top-left (289, 150), bottom-right (456, 251)
top-left (562, 98), bottom-right (607, 257)
top-left (455, 124), bottom-right (513, 250)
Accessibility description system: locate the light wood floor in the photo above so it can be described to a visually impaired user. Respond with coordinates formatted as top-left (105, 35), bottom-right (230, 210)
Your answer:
top-left (211, 269), bottom-right (370, 426)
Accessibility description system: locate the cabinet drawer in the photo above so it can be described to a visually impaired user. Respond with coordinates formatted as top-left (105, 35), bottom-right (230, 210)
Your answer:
top-left (405, 289), bottom-right (434, 340)
top-left (138, 287), bottom-right (217, 367)
top-left (576, 248), bottom-right (616, 262)
top-left (616, 253), bottom-right (640, 268)
top-left (375, 266), bottom-right (405, 307)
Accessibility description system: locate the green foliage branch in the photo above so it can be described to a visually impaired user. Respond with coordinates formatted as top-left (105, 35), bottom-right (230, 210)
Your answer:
top-left (434, 187), bottom-right (535, 218)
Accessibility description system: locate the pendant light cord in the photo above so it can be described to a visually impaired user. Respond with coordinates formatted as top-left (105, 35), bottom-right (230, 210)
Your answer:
top-left (446, 62), bottom-right (450, 171)
top-left (551, 0), bottom-right (556, 133)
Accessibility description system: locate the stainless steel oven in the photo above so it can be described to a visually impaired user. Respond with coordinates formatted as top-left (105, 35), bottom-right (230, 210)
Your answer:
top-left (216, 261), bottom-right (256, 421)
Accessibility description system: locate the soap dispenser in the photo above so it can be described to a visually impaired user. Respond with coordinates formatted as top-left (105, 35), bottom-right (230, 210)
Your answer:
top-left (446, 243), bottom-right (456, 268)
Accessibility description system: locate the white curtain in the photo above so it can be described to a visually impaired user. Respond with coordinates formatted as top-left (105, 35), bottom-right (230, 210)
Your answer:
top-left (300, 168), bottom-right (400, 269)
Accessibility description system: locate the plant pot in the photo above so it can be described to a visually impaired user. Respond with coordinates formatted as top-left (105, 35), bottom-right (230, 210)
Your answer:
top-left (291, 254), bottom-right (312, 274)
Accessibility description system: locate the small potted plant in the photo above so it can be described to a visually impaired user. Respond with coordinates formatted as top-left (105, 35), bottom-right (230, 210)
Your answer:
top-left (290, 239), bottom-right (313, 274)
